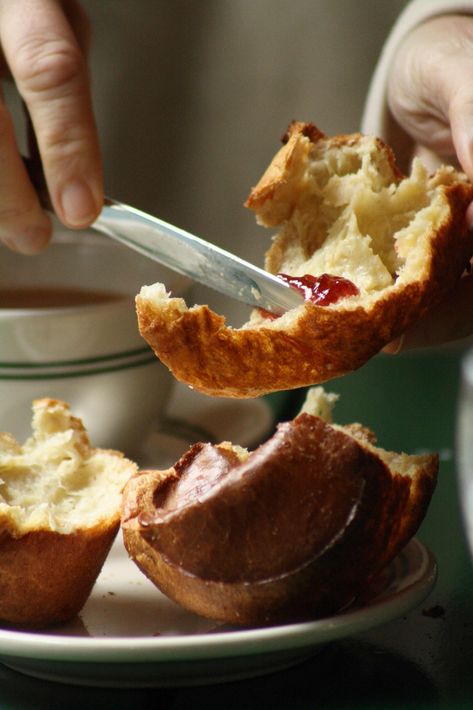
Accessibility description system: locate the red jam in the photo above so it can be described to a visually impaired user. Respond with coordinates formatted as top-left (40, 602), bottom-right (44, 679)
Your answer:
top-left (277, 272), bottom-right (359, 306)
top-left (259, 272), bottom-right (359, 320)
top-left (259, 274), bottom-right (360, 320)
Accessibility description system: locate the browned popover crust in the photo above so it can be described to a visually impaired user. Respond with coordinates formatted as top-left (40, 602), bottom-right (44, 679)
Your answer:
top-left (0, 524), bottom-right (117, 629)
top-left (136, 121), bottom-right (473, 398)
top-left (0, 399), bottom-right (136, 628)
top-left (121, 389), bottom-right (437, 626)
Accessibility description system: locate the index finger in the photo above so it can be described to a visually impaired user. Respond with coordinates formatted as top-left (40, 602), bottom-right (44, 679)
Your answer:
top-left (0, 0), bottom-right (103, 228)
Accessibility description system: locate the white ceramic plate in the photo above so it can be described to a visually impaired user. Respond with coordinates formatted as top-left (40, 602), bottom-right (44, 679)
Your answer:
top-left (0, 536), bottom-right (436, 688)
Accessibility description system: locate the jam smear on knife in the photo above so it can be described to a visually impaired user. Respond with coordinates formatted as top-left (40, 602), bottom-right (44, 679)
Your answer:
top-left (260, 273), bottom-right (359, 320)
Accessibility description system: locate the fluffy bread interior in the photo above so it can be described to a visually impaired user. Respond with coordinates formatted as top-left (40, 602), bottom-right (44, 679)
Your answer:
top-left (248, 130), bottom-right (466, 322)
top-left (0, 399), bottom-right (136, 535)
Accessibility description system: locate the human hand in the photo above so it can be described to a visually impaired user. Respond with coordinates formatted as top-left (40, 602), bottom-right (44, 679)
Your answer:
top-left (388, 14), bottom-right (473, 180)
top-left (385, 14), bottom-right (473, 351)
top-left (0, 0), bottom-right (102, 254)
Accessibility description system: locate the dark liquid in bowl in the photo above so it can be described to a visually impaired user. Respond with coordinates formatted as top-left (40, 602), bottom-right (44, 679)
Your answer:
top-left (0, 286), bottom-right (126, 308)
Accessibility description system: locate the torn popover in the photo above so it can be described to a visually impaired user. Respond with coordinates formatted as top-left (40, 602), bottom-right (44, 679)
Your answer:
top-left (0, 399), bottom-right (136, 628)
top-left (136, 121), bottom-right (473, 397)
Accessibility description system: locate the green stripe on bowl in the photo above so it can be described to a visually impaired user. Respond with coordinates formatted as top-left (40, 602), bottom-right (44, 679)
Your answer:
top-left (0, 353), bottom-right (158, 380)
top-left (0, 346), bottom-right (153, 369)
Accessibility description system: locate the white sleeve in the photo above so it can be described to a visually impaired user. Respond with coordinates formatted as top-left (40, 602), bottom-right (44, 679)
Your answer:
top-left (361, 0), bottom-right (473, 139)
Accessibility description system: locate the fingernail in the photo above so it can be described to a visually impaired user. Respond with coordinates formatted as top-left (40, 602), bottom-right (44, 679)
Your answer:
top-left (383, 334), bottom-right (405, 355)
top-left (60, 180), bottom-right (98, 227)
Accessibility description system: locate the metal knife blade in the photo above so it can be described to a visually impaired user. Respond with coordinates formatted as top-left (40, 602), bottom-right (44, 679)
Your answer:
top-left (92, 197), bottom-right (305, 314)
top-left (22, 151), bottom-right (304, 314)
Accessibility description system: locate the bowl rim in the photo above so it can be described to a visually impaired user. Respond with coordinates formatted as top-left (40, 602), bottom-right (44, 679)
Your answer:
top-left (0, 229), bottom-right (190, 316)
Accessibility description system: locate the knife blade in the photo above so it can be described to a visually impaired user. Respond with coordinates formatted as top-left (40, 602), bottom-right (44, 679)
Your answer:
top-left (23, 153), bottom-right (304, 314)
top-left (92, 197), bottom-right (305, 315)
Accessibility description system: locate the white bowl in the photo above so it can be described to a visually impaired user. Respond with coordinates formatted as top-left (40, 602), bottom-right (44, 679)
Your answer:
top-left (0, 225), bottom-right (191, 457)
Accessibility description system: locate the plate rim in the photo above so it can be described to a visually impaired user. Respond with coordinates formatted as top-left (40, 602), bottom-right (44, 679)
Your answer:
top-left (0, 537), bottom-right (437, 665)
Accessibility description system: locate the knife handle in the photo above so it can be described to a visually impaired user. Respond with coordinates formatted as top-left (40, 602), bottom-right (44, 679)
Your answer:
top-left (21, 100), bottom-right (53, 212)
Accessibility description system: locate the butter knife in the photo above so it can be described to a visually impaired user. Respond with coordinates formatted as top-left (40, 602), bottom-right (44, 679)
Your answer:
top-left (93, 197), bottom-right (304, 314)
top-left (21, 94), bottom-right (303, 316)
top-left (23, 157), bottom-right (304, 315)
